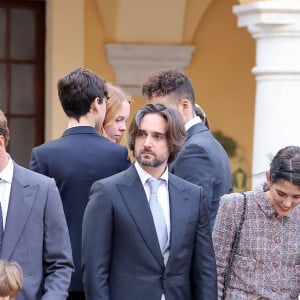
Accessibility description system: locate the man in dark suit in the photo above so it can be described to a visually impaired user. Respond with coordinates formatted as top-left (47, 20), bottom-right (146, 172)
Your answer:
top-left (142, 69), bottom-right (232, 229)
top-left (82, 104), bottom-right (217, 300)
top-left (0, 110), bottom-right (74, 300)
top-left (29, 68), bottom-right (131, 300)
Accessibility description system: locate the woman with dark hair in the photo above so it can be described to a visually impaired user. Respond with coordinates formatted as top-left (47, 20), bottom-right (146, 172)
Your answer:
top-left (213, 145), bottom-right (300, 299)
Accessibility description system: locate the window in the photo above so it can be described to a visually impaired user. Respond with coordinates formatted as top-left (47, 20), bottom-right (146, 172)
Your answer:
top-left (0, 0), bottom-right (45, 167)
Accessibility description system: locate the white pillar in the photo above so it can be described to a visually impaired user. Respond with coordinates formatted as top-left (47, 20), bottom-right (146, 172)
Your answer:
top-left (105, 44), bottom-right (195, 95)
top-left (233, 1), bottom-right (300, 188)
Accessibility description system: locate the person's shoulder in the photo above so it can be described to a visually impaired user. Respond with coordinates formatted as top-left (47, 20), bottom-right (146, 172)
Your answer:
top-left (196, 130), bottom-right (222, 149)
top-left (106, 140), bottom-right (128, 152)
top-left (31, 136), bottom-right (63, 153)
top-left (14, 162), bottom-right (54, 184)
top-left (169, 173), bottom-right (201, 191)
top-left (220, 191), bottom-right (251, 209)
top-left (94, 165), bottom-right (134, 185)
top-left (32, 127), bottom-right (97, 151)
top-left (188, 128), bottom-right (230, 161)
top-left (186, 126), bottom-right (214, 148)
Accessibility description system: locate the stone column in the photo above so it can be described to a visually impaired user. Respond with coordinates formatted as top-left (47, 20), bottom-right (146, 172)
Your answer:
top-left (105, 44), bottom-right (195, 95)
top-left (233, 1), bottom-right (300, 188)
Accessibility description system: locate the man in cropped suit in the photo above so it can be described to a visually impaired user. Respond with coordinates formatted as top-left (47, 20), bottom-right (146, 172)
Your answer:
top-left (82, 104), bottom-right (217, 300)
top-left (0, 110), bottom-right (74, 300)
top-left (29, 68), bottom-right (131, 300)
top-left (142, 69), bottom-right (232, 229)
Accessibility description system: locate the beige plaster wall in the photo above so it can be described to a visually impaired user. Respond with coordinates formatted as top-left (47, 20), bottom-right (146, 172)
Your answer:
top-left (45, 0), bottom-right (85, 140)
top-left (83, 0), bottom-right (256, 184)
top-left (85, 0), bottom-right (115, 82)
top-left (186, 0), bottom-right (255, 171)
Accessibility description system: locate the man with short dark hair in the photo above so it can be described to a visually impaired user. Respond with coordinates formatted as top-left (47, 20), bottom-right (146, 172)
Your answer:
top-left (82, 103), bottom-right (217, 300)
top-left (142, 69), bottom-right (232, 229)
top-left (29, 68), bottom-right (131, 300)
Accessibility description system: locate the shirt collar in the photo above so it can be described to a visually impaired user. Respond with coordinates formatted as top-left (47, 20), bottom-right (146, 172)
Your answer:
top-left (255, 187), bottom-right (277, 218)
top-left (134, 161), bottom-right (168, 185)
top-left (0, 155), bottom-right (13, 184)
top-left (185, 116), bottom-right (201, 131)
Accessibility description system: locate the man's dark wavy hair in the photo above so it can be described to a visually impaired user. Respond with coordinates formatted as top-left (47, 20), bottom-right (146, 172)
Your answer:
top-left (128, 103), bottom-right (186, 164)
top-left (142, 69), bottom-right (195, 109)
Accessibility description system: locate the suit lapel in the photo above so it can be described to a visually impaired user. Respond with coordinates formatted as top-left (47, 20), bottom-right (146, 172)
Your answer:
top-left (118, 166), bottom-right (164, 268)
top-left (166, 175), bottom-right (191, 267)
top-left (2, 165), bottom-right (38, 259)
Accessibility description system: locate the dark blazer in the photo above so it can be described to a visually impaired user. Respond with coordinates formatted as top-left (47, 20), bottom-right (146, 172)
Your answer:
top-left (29, 126), bottom-right (131, 292)
top-left (82, 165), bottom-right (217, 300)
top-left (169, 122), bottom-right (232, 229)
top-left (1, 162), bottom-right (73, 300)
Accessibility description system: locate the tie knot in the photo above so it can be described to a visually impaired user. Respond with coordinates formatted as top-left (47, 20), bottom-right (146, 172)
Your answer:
top-left (147, 178), bottom-right (161, 195)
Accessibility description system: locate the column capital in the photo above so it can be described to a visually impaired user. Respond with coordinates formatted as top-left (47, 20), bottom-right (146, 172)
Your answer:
top-left (233, 1), bottom-right (300, 27)
top-left (105, 44), bottom-right (195, 95)
top-left (233, 1), bottom-right (300, 78)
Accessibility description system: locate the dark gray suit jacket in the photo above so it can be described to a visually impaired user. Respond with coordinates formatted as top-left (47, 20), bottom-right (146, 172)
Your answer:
top-left (1, 162), bottom-right (74, 300)
top-left (169, 122), bottom-right (232, 229)
top-left (82, 165), bottom-right (217, 300)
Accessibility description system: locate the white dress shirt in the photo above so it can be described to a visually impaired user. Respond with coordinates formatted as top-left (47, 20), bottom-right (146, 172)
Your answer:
top-left (0, 156), bottom-right (13, 229)
top-left (185, 116), bottom-right (201, 131)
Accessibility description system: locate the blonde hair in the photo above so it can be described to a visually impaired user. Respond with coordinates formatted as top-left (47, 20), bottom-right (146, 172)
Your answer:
top-left (0, 260), bottom-right (23, 299)
top-left (100, 83), bottom-right (131, 143)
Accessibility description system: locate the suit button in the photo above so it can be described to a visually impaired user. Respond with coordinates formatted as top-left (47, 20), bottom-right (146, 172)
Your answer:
top-left (272, 258), bottom-right (280, 267)
top-left (274, 236), bottom-right (281, 243)
top-left (271, 285), bottom-right (279, 292)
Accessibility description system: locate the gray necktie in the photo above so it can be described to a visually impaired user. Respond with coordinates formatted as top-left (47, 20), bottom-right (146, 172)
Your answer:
top-left (147, 178), bottom-right (168, 254)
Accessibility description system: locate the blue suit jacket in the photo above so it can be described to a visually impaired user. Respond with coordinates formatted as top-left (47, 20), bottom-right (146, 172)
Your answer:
top-left (82, 165), bottom-right (217, 300)
top-left (29, 126), bottom-right (131, 292)
top-left (169, 122), bottom-right (232, 229)
top-left (1, 162), bottom-right (74, 300)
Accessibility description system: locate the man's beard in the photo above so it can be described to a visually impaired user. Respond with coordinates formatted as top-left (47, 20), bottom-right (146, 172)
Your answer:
top-left (134, 150), bottom-right (165, 168)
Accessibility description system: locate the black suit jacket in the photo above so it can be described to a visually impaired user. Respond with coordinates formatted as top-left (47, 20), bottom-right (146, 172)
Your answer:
top-left (82, 165), bottom-right (217, 300)
top-left (1, 162), bottom-right (73, 300)
top-left (169, 122), bottom-right (232, 228)
top-left (29, 126), bottom-right (131, 292)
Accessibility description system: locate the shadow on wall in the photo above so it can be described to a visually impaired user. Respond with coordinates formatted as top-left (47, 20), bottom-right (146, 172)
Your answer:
top-left (214, 130), bottom-right (251, 192)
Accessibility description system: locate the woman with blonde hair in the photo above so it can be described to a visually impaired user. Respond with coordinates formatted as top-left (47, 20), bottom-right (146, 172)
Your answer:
top-left (0, 260), bottom-right (23, 300)
top-left (100, 83), bottom-right (131, 143)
